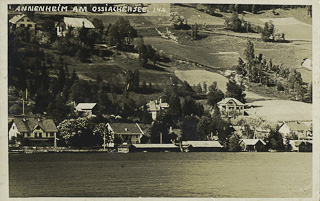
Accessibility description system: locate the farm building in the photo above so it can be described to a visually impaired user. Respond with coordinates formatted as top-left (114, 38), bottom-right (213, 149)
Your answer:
top-left (75, 103), bottom-right (97, 118)
top-left (56, 17), bottom-right (95, 37)
top-left (217, 98), bottom-right (245, 117)
top-left (278, 121), bottom-right (312, 140)
top-left (107, 123), bottom-right (144, 144)
top-left (9, 14), bottom-right (36, 31)
top-left (181, 141), bottom-right (223, 152)
top-left (146, 99), bottom-right (169, 120)
top-left (8, 117), bottom-right (58, 147)
top-left (240, 139), bottom-right (266, 152)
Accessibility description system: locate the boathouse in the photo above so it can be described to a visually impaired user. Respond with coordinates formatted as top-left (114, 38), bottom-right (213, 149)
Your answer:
top-left (131, 144), bottom-right (180, 152)
top-left (239, 139), bottom-right (266, 152)
top-left (181, 141), bottom-right (224, 152)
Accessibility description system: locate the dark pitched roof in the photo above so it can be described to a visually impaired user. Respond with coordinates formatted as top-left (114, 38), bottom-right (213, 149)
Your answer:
top-left (108, 123), bottom-right (143, 135)
top-left (13, 118), bottom-right (58, 133)
top-left (218, 98), bottom-right (245, 106)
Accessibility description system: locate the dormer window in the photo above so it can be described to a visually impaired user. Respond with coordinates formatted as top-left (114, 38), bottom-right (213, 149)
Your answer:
top-left (125, 128), bottom-right (128, 131)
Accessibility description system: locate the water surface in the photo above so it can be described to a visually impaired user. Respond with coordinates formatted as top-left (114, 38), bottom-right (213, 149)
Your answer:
top-left (9, 152), bottom-right (312, 198)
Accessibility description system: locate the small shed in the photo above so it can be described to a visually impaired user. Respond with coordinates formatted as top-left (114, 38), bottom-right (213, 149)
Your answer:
top-left (240, 139), bottom-right (266, 152)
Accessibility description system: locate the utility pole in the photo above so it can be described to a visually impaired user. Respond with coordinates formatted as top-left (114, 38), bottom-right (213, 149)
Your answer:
top-left (22, 99), bottom-right (25, 115)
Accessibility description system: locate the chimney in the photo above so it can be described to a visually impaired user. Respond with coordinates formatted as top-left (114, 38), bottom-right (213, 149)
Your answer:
top-left (38, 118), bottom-right (41, 122)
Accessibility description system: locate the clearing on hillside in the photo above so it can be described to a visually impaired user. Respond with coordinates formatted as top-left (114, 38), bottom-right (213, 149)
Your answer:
top-left (245, 100), bottom-right (312, 122)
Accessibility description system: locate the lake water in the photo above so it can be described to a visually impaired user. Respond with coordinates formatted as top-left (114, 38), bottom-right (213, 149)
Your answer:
top-left (9, 152), bottom-right (312, 198)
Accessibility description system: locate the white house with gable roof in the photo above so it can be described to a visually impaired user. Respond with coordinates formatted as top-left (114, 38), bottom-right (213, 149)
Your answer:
top-left (75, 103), bottom-right (97, 118)
top-left (56, 17), bottom-right (95, 37)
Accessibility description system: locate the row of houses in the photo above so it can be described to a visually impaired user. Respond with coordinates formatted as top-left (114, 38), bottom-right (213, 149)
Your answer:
top-left (9, 14), bottom-right (95, 36)
top-left (9, 116), bottom-right (312, 152)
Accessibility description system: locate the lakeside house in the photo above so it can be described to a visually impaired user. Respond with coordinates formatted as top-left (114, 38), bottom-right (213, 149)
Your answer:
top-left (107, 123), bottom-right (144, 144)
top-left (8, 117), bottom-right (58, 147)
top-left (278, 121), bottom-right (312, 140)
top-left (239, 139), bottom-right (266, 152)
top-left (75, 103), bottom-right (97, 118)
top-left (181, 141), bottom-right (223, 152)
top-left (56, 17), bottom-right (95, 37)
top-left (217, 98), bottom-right (245, 117)
top-left (9, 14), bottom-right (36, 31)
top-left (146, 99), bottom-right (169, 120)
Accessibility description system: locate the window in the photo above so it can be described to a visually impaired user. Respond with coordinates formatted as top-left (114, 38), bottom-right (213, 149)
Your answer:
top-left (20, 24), bottom-right (25, 28)
top-left (35, 133), bottom-right (37, 138)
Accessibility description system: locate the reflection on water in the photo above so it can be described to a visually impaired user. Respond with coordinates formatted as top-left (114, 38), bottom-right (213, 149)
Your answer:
top-left (9, 152), bottom-right (312, 198)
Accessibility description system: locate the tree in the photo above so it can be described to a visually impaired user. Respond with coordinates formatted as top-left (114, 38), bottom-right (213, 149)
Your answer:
top-left (69, 80), bottom-right (94, 103)
top-left (265, 125), bottom-right (284, 151)
top-left (225, 12), bottom-right (242, 32)
top-left (244, 40), bottom-right (255, 64)
top-left (251, 5), bottom-right (257, 14)
top-left (141, 104), bottom-right (153, 123)
top-left (207, 82), bottom-right (224, 107)
top-left (133, 69), bottom-right (140, 91)
top-left (226, 79), bottom-right (246, 103)
top-left (197, 116), bottom-right (212, 140)
top-left (195, 83), bottom-right (202, 93)
top-left (228, 134), bottom-right (241, 151)
top-left (182, 96), bottom-right (204, 117)
top-left (202, 82), bottom-right (207, 94)
top-left (149, 121), bottom-right (170, 143)
top-left (181, 115), bottom-right (200, 141)
top-left (303, 83), bottom-right (312, 103)
top-left (261, 21), bottom-right (274, 42)
top-left (167, 93), bottom-right (182, 120)
top-left (91, 18), bottom-right (105, 42)
top-left (93, 123), bottom-right (112, 147)
top-left (170, 12), bottom-right (186, 29)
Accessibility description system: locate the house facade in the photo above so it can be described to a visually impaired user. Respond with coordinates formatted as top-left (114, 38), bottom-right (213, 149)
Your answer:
top-left (240, 139), bottom-right (266, 152)
top-left (75, 103), bottom-right (97, 118)
top-left (217, 98), bottom-right (245, 117)
top-left (9, 14), bottom-right (36, 30)
top-left (56, 17), bottom-right (95, 37)
top-left (146, 99), bottom-right (169, 120)
top-left (107, 123), bottom-right (144, 144)
top-left (278, 121), bottom-right (312, 140)
top-left (8, 118), bottom-right (58, 147)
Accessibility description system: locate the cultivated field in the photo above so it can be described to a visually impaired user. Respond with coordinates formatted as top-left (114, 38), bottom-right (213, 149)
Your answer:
top-left (245, 100), bottom-right (312, 122)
